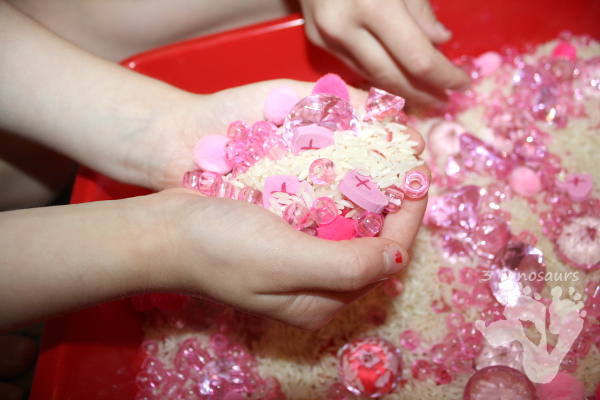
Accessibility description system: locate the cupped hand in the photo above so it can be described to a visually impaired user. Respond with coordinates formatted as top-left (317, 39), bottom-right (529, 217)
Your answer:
top-left (298, 0), bottom-right (471, 104)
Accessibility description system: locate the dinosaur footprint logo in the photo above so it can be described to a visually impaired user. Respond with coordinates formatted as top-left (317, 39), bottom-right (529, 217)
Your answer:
top-left (475, 286), bottom-right (585, 383)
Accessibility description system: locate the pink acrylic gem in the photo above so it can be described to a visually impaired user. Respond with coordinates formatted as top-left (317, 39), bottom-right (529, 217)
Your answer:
top-left (363, 87), bottom-right (406, 123)
top-left (355, 211), bottom-right (383, 237)
top-left (400, 329), bottom-right (420, 351)
top-left (411, 359), bottom-right (433, 381)
top-left (339, 170), bottom-right (388, 213)
top-left (555, 215), bottom-right (600, 271)
top-left (473, 213), bottom-right (511, 258)
top-left (488, 242), bottom-right (546, 307)
top-left (309, 158), bottom-right (336, 185)
top-left (210, 181), bottom-right (236, 199)
top-left (182, 170), bottom-right (202, 190)
top-left (338, 336), bottom-right (403, 398)
top-left (249, 120), bottom-right (276, 144)
top-left (459, 133), bottom-right (514, 179)
top-left (402, 170), bottom-right (429, 199)
top-left (237, 186), bottom-right (263, 206)
top-left (463, 366), bottom-right (535, 400)
top-left (383, 186), bottom-right (405, 213)
top-left (428, 185), bottom-right (483, 231)
top-left (227, 121), bottom-right (249, 141)
top-left (282, 202), bottom-right (314, 230)
top-left (291, 125), bottom-right (335, 155)
top-left (555, 173), bottom-right (593, 202)
top-left (311, 197), bottom-right (338, 225)
top-left (282, 93), bottom-right (359, 145)
top-left (513, 127), bottom-right (550, 162)
top-left (262, 175), bottom-right (302, 209)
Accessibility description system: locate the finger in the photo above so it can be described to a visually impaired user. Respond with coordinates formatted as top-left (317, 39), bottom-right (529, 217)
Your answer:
top-left (404, 125), bottom-right (425, 156)
top-left (404, 0), bottom-right (452, 44)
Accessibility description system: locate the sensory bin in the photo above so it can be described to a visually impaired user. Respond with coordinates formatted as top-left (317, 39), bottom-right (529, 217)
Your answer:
top-left (128, 36), bottom-right (600, 400)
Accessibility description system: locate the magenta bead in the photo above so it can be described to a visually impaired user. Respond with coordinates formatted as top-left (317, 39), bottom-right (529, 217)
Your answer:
top-left (282, 202), bottom-right (314, 230)
top-left (400, 329), bottom-right (421, 351)
top-left (384, 185), bottom-right (405, 213)
top-left (355, 211), bottom-right (383, 237)
top-left (210, 181), bottom-right (236, 199)
top-left (238, 186), bottom-right (263, 206)
top-left (403, 170), bottom-right (429, 199)
top-left (309, 158), bottom-right (336, 185)
top-left (227, 121), bottom-right (249, 141)
top-left (311, 197), bottom-right (338, 225)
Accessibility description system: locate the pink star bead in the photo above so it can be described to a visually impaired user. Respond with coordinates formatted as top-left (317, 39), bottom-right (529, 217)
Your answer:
top-left (363, 87), bottom-right (406, 123)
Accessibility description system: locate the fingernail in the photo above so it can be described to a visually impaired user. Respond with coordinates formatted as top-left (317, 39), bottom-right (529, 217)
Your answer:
top-left (435, 22), bottom-right (452, 39)
top-left (384, 245), bottom-right (408, 275)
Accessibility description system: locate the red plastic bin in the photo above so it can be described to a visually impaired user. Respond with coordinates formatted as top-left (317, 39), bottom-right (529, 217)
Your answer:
top-left (30, 1), bottom-right (600, 399)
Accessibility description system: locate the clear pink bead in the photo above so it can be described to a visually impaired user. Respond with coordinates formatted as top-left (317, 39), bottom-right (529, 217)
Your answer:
top-left (197, 171), bottom-right (223, 195)
top-left (242, 141), bottom-right (265, 166)
top-left (450, 358), bottom-right (474, 374)
top-left (383, 277), bottom-right (404, 297)
top-left (452, 290), bottom-right (471, 310)
top-left (585, 281), bottom-right (600, 318)
top-left (249, 121), bottom-right (276, 144)
top-left (309, 158), bottom-right (336, 185)
top-left (411, 359), bottom-right (433, 381)
top-left (443, 333), bottom-right (462, 354)
top-left (327, 382), bottom-right (349, 400)
top-left (458, 267), bottom-right (480, 285)
top-left (446, 312), bottom-right (466, 331)
top-left (471, 283), bottom-right (494, 309)
top-left (282, 202), bottom-right (314, 230)
top-left (434, 364), bottom-right (455, 385)
top-left (559, 352), bottom-right (578, 373)
top-left (432, 298), bottom-right (450, 313)
top-left (182, 170), bottom-right (202, 190)
top-left (430, 343), bottom-right (448, 364)
top-left (461, 337), bottom-right (484, 359)
top-left (384, 186), bottom-right (405, 213)
top-left (460, 322), bottom-right (484, 343)
top-left (141, 340), bottom-right (159, 357)
top-left (224, 140), bottom-right (246, 164)
top-left (403, 170), bottom-right (429, 199)
top-left (437, 266), bottom-right (455, 284)
top-left (227, 121), bottom-right (250, 141)
top-left (311, 197), bottom-right (338, 225)
top-left (282, 93), bottom-right (359, 145)
top-left (400, 329), bottom-right (421, 351)
top-left (209, 333), bottom-right (228, 355)
top-left (238, 186), bottom-right (263, 206)
top-left (263, 135), bottom-right (289, 160)
top-left (301, 226), bottom-right (318, 236)
top-left (464, 366), bottom-right (535, 400)
top-left (355, 211), bottom-right (383, 237)
top-left (363, 87), bottom-right (406, 122)
top-left (210, 181), bottom-right (236, 199)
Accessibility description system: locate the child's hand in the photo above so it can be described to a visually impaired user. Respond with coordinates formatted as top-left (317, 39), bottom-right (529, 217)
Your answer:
top-left (298, 0), bottom-right (471, 104)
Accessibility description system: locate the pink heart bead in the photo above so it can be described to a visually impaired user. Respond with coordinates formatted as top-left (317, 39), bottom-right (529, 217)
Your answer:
top-left (290, 125), bottom-right (335, 155)
top-left (555, 173), bottom-right (593, 202)
top-left (262, 175), bottom-right (302, 209)
top-left (338, 169), bottom-right (388, 213)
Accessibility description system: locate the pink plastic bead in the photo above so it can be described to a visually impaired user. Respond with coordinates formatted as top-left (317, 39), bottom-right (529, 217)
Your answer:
top-left (434, 365), bottom-right (455, 385)
top-left (242, 141), bottom-right (265, 167)
top-left (249, 120), bottom-right (276, 144)
top-left (446, 312), bottom-right (466, 331)
top-left (355, 211), bottom-right (383, 237)
top-left (238, 186), bottom-right (263, 206)
top-left (411, 359), bottom-right (433, 381)
top-left (210, 181), bottom-right (236, 199)
top-left (452, 290), bottom-right (471, 310)
top-left (198, 171), bottom-right (223, 195)
top-left (310, 197), bottom-right (338, 225)
top-left (400, 329), bottom-right (421, 351)
top-left (403, 170), bottom-right (429, 199)
top-left (182, 171), bottom-right (202, 190)
top-left (224, 140), bottom-right (245, 164)
top-left (209, 333), bottom-right (229, 355)
top-left (227, 121), bottom-right (250, 141)
top-left (282, 202), bottom-right (314, 230)
top-left (309, 158), bottom-right (336, 185)
top-left (384, 186), bottom-right (405, 213)
top-left (263, 135), bottom-right (289, 161)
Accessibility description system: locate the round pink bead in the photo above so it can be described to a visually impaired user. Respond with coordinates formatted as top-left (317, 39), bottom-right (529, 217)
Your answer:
top-left (182, 170), bottom-right (202, 190)
top-left (209, 333), bottom-right (228, 355)
top-left (464, 366), bottom-right (535, 400)
top-left (242, 141), bottom-right (265, 167)
top-left (197, 171), bottom-right (223, 195)
top-left (403, 170), bottom-right (429, 199)
top-left (400, 329), bottom-right (421, 351)
top-left (384, 185), bottom-right (405, 213)
top-left (355, 211), bottom-right (383, 237)
top-left (263, 135), bottom-right (289, 160)
top-left (282, 202), bottom-right (314, 230)
top-left (210, 181), bottom-right (236, 199)
top-left (227, 121), bottom-right (250, 141)
top-left (411, 359), bottom-right (433, 381)
top-left (238, 186), bottom-right (263, 206)
top-left (309, 158), bottom-right (336, 185)
top-left (311, 197), bottom-right (338, 225)
top-left (452, 290), bottom-right (471, 310)
top-left (249, 120), bottom-right (276, 144)
top-left (446, 312), bottom-right (466, 331)
top-left (434, 364), bottom-right (455, 385)
top-left (509, 166), bottom-right (542, 197)
top-left (224, 140), bottom-right (245, 164)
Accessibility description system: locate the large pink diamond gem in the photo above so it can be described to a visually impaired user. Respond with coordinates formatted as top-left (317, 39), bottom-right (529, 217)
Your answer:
top-left (363, 87), bottom-right (407, 123)
top-left (427, 185), bottom-right (483, 231)
top-left (473, 213), bottom-right (511, 258)
top-left (474, 341), bottom-right (524, 373)
top-left (555, 215), bottom-right (600, 271)
top-left (489, 242), bottom-right (546, 307)
top-left (463, 366), bottom-right (535, 400)
top-left (282, 94), bottom-right (359, 146)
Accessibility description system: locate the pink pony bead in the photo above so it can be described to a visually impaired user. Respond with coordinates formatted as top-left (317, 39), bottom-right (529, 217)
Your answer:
top-left (411, 359), bottom-right (433, 381)
top-left (209, 333), bottom-right (229, 355)
top-left (249, 120), bottom-right (276, 144)
top-left (446, 312), bottom-right (466, 331)
top-left (238, 186), bottom-right (263, 206)
top-left (384, 185), bottom-right (405, 213)
top-left (224, 140), bottom-right (245, 164)
top-left (355, 211), bottom-right (383, 237)
top-left (282, 202), bottom-right (314, 230)
top-left (210, 181), bottom-right (236, 199)
top-left (182, 170), bottom-right (202, 190)
top-left (227, 121), bottom-right (250, 142)
top-left (263, 135), bottom-right (289, 161)
top-left (198, 171), bottom-right (223, 195)
top-left (242, 141), bottom-right (265, 167)
top-left (434, 364), bottom-right (455, 385)
top-left (400, 329), bottom-right (421, 351)
top-left (310, 197), bottom-right (338, 225)
top-left (309, 158), bottom-right (336, 185)
top-left (403, 170), bottom-right (430, 199)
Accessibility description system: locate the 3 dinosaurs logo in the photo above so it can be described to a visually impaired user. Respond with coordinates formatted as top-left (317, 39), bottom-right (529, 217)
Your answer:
top-left (475, 285), bottom-right (585, 384)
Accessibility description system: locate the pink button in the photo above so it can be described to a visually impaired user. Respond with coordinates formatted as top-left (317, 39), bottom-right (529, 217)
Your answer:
top-left (338, 169), bottom-right (388, 213)
top-left (290, 125), bottom-right (335, 155)
top-left (556, 173), bottom-right (593, 202)
top-left (262, 175), bottom-right (302, 209)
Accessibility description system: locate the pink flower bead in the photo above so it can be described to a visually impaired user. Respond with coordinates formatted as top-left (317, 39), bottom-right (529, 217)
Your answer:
top-left (283, 202), bottom-right (314, 230)
top-left (309, 158), bottom-right (336, 185)
top-left (238, 186), bottom-right (263, 206)
top-left (411, 359), bottom-right (433, 381)
top-left (311, 197), bottom-right (338, 225)
top-left (403, 170), bottom-right (429, 199)
top-left (182, 170), bottom-right (202, 190)
top-left (383, 185), bottom-right (405, 213)
top-left (227, 121), bottom-right (250, 142)
top-left (210, 181), bottom-right (236, 199)
top-left (198, 171), bottom-right (223, 195)
top-left (355, 211), bottom-right (383, 237)
top-left (400, 329), bottom-right (421, 351)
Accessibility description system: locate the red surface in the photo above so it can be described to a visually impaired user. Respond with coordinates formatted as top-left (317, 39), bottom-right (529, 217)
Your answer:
top-left (31, 1), bottom-right (600, 399)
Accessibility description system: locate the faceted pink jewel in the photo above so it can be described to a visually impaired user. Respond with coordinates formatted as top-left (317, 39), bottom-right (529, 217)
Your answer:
top-left (338, 336), bottom-right (403, 398)
top-left (384, 186), bottom-right (405, 213)
top-left (355, 211), bottom-right (384, 237)
top-left (402, 170), bottom-right (429, 199)
top-left (282, 202), bottom-right (314, 230)
top-left (210, 181), bottom-right (236, 199)
top-left (237, 186), bottom-right (263, 206)
top-left (363, 87), bottom-right (406, 123)
top-left (463, 366), bottom-right (535, 400)
top-left (309, 158), bottom-right (336, 185)
top-left (282, 93), bottom-right (359, 146)
top-left (311, 197), bottom-right (338, 225)
top-left (473, 213), bottom-right (511, 258)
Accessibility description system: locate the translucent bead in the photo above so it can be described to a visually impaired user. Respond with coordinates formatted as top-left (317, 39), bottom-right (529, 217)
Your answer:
top-left (434, 364), bottom-right (455, 385)
top-left (452, 290), bottom-right (471, 310)
top-left (400, 329), bottom-right (421, 351)
top-left (326, 382), bottom-right (349, 400)
top-left (458, 267), bottom-right (480, 285)
top-left (430, 343), bottom-right (449, 364)
top-left (182, 170), bottom-right (202, 190)
top-left (249, 120), bottom-right (276, 144)
top-left (437, 266), bottom-right (455, 283)
top-left (210, 181), bottom-right (236, 199)
top-left (227, 121), bottom-right (249, 141)
top-left (310, 197), bottom-right (338, 225)
top-left (198, 171), bottom-right (223, 195)
top-left (411, 359), bottom-right (433, 381)
top-left (282, 202), bottom-right (314, 230)
top-left (224, 140), bottom-right (245, 164)
top-left (209, 333), bottom-right (229, 355)
top-left (309, 158), bottom-right (336, 185)
top-left (403, 170), bottom-right (430, 199)
top-left (238, 186), bottom-right (263, 206)
top-left (365, 305), bottom-right (387, 326)
top-left (141, 340), bottom-right (159, 357)
top-left (384, 185), bottom-right (405, 213)
top-left (263, 135), bottom-right (289, 161)
top-left (355, 211), bottom-right (383, 237)
top-left (301, 226), bottom-right (318, 236)
top-left (462, 336), bottom-right (484, 358)
top-left (242, 141), bottom-right (265, 166)
top-left (446, 312), bottom-right (466, 331)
